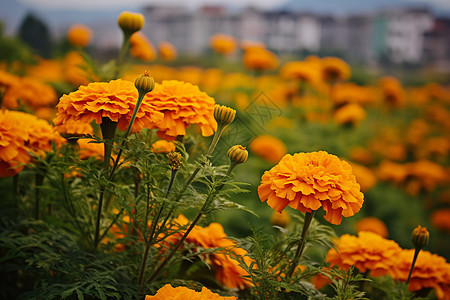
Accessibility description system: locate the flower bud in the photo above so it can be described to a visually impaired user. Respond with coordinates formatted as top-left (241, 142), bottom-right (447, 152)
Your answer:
top-left (118, 11), bottom-right (144, 34)
top-left (167, 152), bottom-right (182, 170)
top-left (411, 225), bottom-right (429, 250)
top-left (227, 145), bottom-right (248, 165)
top-left (214, 104), bottom-right (236, 126)
top-left (135, 71), bottom-right (155, 95)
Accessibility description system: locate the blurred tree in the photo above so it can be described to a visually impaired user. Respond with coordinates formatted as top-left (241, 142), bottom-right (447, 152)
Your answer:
top-left (0, 21), bottom-right (34, 69)
top-left (18, 13), bottom-right (51, 58)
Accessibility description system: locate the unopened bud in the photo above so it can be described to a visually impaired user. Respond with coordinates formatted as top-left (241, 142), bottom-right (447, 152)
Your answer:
top-left (135, 71), bottom-right (155, 95)
top-left (118, 11), bottom-right (144, 34)
top-left (411, 225), bottom-right (429, 250)
top-left (227, 145), bottom-right (248, 165)
top-left (167, 152), bottom-right (182, 170)
top-left (214, 104), bottom-right (236, 126)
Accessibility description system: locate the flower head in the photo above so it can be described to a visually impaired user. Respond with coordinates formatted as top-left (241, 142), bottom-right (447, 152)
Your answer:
top-left (333, 103), bottom-right (366, 126)
top-left (129, 32), bottom-right (156, 62)
top-left (280, 61), bottom-right (321, 85)
top-left (214, 104), bottom-right (236, 126)
top-left (145, 284), bottom-right (236, 300)
top-left (210, 34), bottom-right (236, 56)
top-left (326, 231), bottom-right (402, 277)
top-left (258, 151), bottom-right (364, 225)
top-left (390, 249), bottom-right (450, 299)
top-left (54, 79), bottom-right (163, 133)
top-left (144, 80), bottom-right (217, 139)
top-left (321, 57), bottom-right (351, 82)
top-left (431, 208), bottom-right (450, 232)
top-left (151, 140), bottom-right (175, 153)
top-left (158, 41), bottom-right (177, 61)
top-left (249, 135), bottom-right (286, 164)
top-left (355, 217), bottom-right (388, 237)
top-left (243, 47), bottom-right (279, 72)
top-left (67, 24), bottom-right (93, 47)
top-left (118, 11), bottom-right (144, 34)
top-left (228, 145), bottom-right (248, 165)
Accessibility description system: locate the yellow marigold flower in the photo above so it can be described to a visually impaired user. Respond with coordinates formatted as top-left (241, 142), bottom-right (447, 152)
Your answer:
top-left (331, 82), bottom-right (375, 106)
top-left (348, 162), bottom-right (377, 192)
top-left (280, 61), bottom-right (321, 85)
top-left (10, 76), bottom-right (57, 109)
top-left (77, 138), bottom-right (104, 160)
top-left (0, 70), bottom-right (21, 108)
top-left (431, 208), bottom-right (450, 232)
top-left (158, 41), bottom-right (177, 61)
top-left (376, 160), bottom-right (408, 185)
top-left (0, 110), bottom-right (31, 177)
top-left (379, 76), bottom-right (406, 108)
top-left (118, 11), bottom-right (144, 34)
top-left (34, 107), bottom-right (54, 121)
top-left (129, 32), bottom-right (156, 62)
top-left (144, 80), bottom-right (217, 139)
top-left (55, 120), bottom-right (93, 138)
top-left (26, 57), bottom-right (64, 83)
top-left (176, 66), bottom-right (203, 85)
top-left (243, 47), bottom-right (279, 72)
top-left (333, 103), bottom-right (366, 126)
top-left (67, 24), bottom-right (93, 47)
top-left (249, 135), bottom-right (286, 164)
top-left (54, 79), bottom-right (163, 133)
top-left (210, 33), bottom-right (236, 56)
top-left (145, 284), bottom-right (237, 300)
top-left (406, 160), bottom-right (447, 193)
top-left (63, 51), bottom-right (96, 87)
top-left (271, 210), bottom-right (290, 227)
top-left (258, 151), bottom-right (364, 225)
top-left (390, 249), bottom-right (450, 300)
top-left (354, 217), bottom-right (388, 238)
top-left (326, 231), bottom-right (402, 277)
top-left (151, 140), bottom-right (175, 153)
top-left (321, 57), bottom-right (351, 82)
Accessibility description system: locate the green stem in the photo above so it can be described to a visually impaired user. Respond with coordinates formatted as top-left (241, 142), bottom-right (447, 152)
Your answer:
top-left (286, 211), bottom-right (316, 278)
top-left (406, 248), bottom-right (421, 285)
top-left (115, 32), bottom-right (132, 79)
top-left (138, 168), bottom-right (178, 292)
top-left (34, 166), bottom-right (45, 219)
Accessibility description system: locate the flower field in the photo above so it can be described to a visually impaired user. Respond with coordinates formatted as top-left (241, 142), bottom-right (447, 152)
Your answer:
top-left (0, 10), bottom-right (449, 300)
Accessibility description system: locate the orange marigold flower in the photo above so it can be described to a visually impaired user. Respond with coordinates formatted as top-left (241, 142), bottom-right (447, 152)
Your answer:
top-left (55, 120), bottom-right (93, 138)
top-left (320, 57), bottom-right (351, 82)
top-left (379, 76), bottom-right (406, 108)
top-left (10, 76), bottom-right (57, 109)
top-left (376, 160), bottom-right (408, 184)
top-left (280, 61), bottom-right (321, 85)
top-left (151, 140), bottom-right (176, 153)
top-left (390, 249), bottom-right (450, 300)
top-left (406, 160), bottom-right (447, 193)
top-left (258, 151), bottom-right (364, 225)
top-left (0, 110), bottom-right (31, 177)
top-left (130, 32), bottom-right (156, 62)
top-left (354, 217), bottom-right (388, 237)
top-left (63, 51), bottom-right (95, 87)
top-left (331, 82), bottom-right (375, 106)
top-left (326, 231), bottom-right (402, 277)
top-left (243, 47), bottom-right (279, 72)
top-left (77, 138), bottom-right (104, 160)
top-left (158, 41), bottom-right (177, 61)
top-left (349, 146), bottom-right (374, 165)
top-left (431, 208), bottom-right (450, 232)
top-left (249, 135), bottom-right (286, 164)
top-left (54, 79), bottom-right (163, 133)
top-left (26, 57), bottom-right (64, 83)
top-left (210, 34), bottom-right (236, 56)
top-left (333, 103), bottom-right (366, 126)
top-left (144, 80), bottom-right (217, 139)
top-left (145, 284), bottom-right (237, 300)
top-left (348, 162), bottom-right (377, 192)
top-left (67, 24), bottom-right (93, 47)
top-left (0, 70), bottom-right (21, 108)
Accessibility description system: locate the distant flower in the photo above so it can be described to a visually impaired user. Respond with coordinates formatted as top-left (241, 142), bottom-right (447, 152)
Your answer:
top-left (0, 110), bottom-right (31, 177)
top-left (54, 79), bottom-right (163, 133)
top-left (67, 24), bottom-right (93, 47)
top-left (331, 82), bottom-right (375, 106)
top-left (26, 57), bottom-right (64, 83)
top-left (145, 284), bottom-right (237, 300)
top-left (280, 61), bottom-right (321, 85)
top-left (249, 135), bottom-right (286, 164)
top-left (271, 210), bottom-right (290, 228)
top-left (406, 160), bottom-right (447, 193)
top-left (0, 70), bottom-right (21, 108)
top-left (158, 41), bottom-right (177, 61)
top-left (117, 11), bottom-right (144, 34)
top-left (390, 249), bottom-right (450, 300)
top-left (326, 231), bottom-right (402, 277)
top-left (63, 51), bottom-right (96, 87)
top-left (379, 76), bottom-right (406, 108)
top-left (129, 32), bottom-right (156, 62)
top-left (349, 146), bottom-right (374, 166)
top-left (77, 138), bottom-right (104, 160)
top-left (333, 103), bottom-right (366, 126)
top-left (210, 34), bottom-right (236, 56)
top-left (11, 76), bottom-right (57, 109)
top-left (144, 80), bottom-right (217, 139)
top-left (355, 217), bottom-right (388, 237)
top-left (243, 47), bottom-right (279, 72)
top-left (151, 140), bottom-right (175, 153)
top-left (320, 57), bottom-right (351, 82)
top-left (258, 151), bottom-right (364, 225)
top-left (431, 208), bottom-right (450, 232)
top-left (348, 162), bottom-right (377, 192)
top-left (376, 160), bottom-right (408, 185)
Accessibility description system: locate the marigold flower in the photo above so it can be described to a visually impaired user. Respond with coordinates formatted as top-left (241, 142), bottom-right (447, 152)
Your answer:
top-left (63, 51), bottom-right (95, 87)
top-left (151, 140), bottom-right (175, 153)
top-left (280, 61), bottom-right (321, 85)
top-left (0, 70), bottom-right (21, 108)
top-left (129, 32), bottom-right (156, 62)
top-left (227, 145), bottom-right (248, 165)
top-left (167, 152), bottom-right (182, 170)
top-left (333, 103), bottom-right (366, 126)
top-left (26, 57), bottom-right (64, 83)
top-left (326, 231), bottom-right (402, 277)
top-left (376, 160), bottom-right (408, 184)
top-left (411, 225), bottom-right (429, 250)
top-left (349, 146), bottom-right (374, 165)
top-left (158, 41), bottom-right (177, 61)
top-left (135, 71), bottom-right (155, 95)
top-left (354, 217), bottom-right (388, 238)
top-left (214, 104), bottom-right (236, 126)
top-left (0, 110), bottom-right (31, 177)
top-left (331, 82), bottom-right (375, 106)
top-left (210, 34), bottom-right (236, 56)
top-left (320, 57), bottom-right (351, 82)
top-left (379, 76), bottom-right (406, 108)
top-left (56, 120), bottom-right (93, 138)
top-left (77, 138), bottom-right (104, 160)
top-left (258, 151), bottom-right (364, 225)
top-left (249, 135), bottom-right (286, 164)
top-left (118, 11), bottom-right (144, 34)
top-left (67, 24), bottom-right (93, 47)
top-left (406, 160), bottom-right (447, 193)
top-left (390, 249), bottom-right (450, 300)
top-left (431, 208), bottom-right (450, 232)
top-left (144, 80), bottom-right (217, 139)
top-left (243, 47), bottom-right (279, 72)
top-left (271, 210), bottom-right (290, 228)
top-left (54, 79), bottom-right (163, 133)
top-left (348, 162), bottom-right (377, 192)
top-left (145, 284), bottom-right (237, 300)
